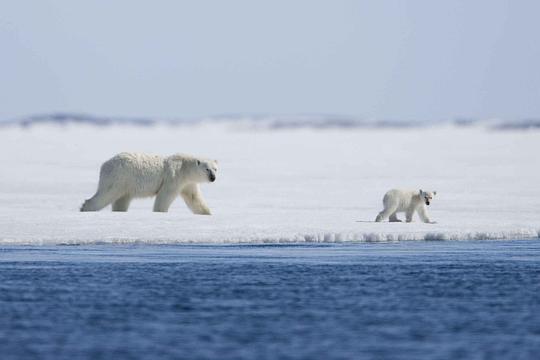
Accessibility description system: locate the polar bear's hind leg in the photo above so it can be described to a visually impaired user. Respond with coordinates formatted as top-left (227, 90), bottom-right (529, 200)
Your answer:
top-left (389, 212), bottom-right (402, 222)
top-left (112, 195), bottom-right (132, 212)
top-left (80, 197), bottom-right (98, 212)
top-left (81, 185), bottom-right (123, 212)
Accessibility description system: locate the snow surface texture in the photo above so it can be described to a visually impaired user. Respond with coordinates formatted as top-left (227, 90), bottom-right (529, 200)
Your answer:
top-left (0, 122), bottom-right (539, 245)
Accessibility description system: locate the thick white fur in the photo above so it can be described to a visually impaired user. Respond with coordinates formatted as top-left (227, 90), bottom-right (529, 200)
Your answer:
top-left (375, 189), bottom-right (436, 223)
top-left (80, 153), bottom-right (217, 214)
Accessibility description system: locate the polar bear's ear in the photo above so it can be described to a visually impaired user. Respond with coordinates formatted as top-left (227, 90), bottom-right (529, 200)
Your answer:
top-left (419, 189), bottom-right (423, 195)
top-left (433, 191), bottom-right (437, 196)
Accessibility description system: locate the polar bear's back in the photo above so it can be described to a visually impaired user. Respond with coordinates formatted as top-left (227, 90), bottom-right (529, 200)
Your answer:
top-left (100, 152), bottom-right (166, 197)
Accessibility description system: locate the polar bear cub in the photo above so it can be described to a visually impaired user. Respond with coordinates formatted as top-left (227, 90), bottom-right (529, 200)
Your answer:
top-left (81, 152), bottom-right (218, 214)
top-left (375, 189), bottom-right (437, 223)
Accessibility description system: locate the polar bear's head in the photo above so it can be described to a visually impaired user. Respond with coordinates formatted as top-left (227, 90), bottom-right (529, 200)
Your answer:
top-left (419, 190), bottom-right (436, 205)
top-left (195, 159), bottom-right (219, 183)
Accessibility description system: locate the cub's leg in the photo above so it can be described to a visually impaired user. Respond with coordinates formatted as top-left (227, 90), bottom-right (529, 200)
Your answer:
top-left (375, 204), bottom-right (398, 222)
top-left (405, 208), bottom-right (415, 223)
top-left (417, 206), bottom-right (436, 224)
top-left (389, 212), bottom-right (402, 222)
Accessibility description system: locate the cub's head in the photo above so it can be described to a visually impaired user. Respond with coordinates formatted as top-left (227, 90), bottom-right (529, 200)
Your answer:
top-left (195, 159), bottom-right (218, 183)
top-left (419, 189), bottom-right (436, 205)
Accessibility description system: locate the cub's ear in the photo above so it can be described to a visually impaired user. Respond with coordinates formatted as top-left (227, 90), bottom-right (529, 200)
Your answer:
top-left (433, 191), bottom-right (437, 196)
top-left (214, 160), bottom-right (218, 164)
top-left (196, 160), bottom-right (200, 166)
top-left (419, 189), bottom-right (423, 195)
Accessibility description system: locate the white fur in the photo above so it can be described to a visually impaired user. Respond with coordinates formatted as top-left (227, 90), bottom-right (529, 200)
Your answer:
top-left (375, 189), bottom-right (437, 223)
top-left (81, 153), bottom-right (218, 214)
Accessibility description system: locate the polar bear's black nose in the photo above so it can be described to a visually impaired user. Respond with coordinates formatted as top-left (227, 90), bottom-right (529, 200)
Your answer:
top-left (209, 174), bottom-right (216, 182)
top-left (426, 200), bottom-right (430, 205)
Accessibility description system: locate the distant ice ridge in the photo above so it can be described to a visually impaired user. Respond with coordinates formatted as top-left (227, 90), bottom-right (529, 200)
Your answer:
top-left (1, 112), bottom-right (540, 130)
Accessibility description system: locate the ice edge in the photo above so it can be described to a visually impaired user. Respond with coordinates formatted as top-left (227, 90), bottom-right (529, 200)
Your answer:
top-left (1, 229), bottom-right (539, 246)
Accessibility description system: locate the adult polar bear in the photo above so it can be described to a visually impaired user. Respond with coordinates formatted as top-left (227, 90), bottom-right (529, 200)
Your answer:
top-left (81, 153), bottom-right (218, 214)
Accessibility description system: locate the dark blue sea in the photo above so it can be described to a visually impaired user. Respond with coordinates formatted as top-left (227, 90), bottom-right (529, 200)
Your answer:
top-left (1, 240), bottom-right (539, 360)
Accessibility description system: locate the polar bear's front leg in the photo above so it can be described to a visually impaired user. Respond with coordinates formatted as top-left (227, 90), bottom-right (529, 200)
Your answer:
top-left (405, 208), bottom-right (415, 223)
top-left (417, 206), bottom-right (436, 224)
top-left (180, 184), bottom-right (211, 215)
top-left (153, 184), bottom-right (178, 212)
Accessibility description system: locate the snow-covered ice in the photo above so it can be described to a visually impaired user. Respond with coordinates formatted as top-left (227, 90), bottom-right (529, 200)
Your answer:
top-left (0, 122), bottom-right (539, 245)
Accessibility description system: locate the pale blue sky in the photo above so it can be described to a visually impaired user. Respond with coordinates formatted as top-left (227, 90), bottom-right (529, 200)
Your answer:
top-left (1, 0), bottom-right (539, 120)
